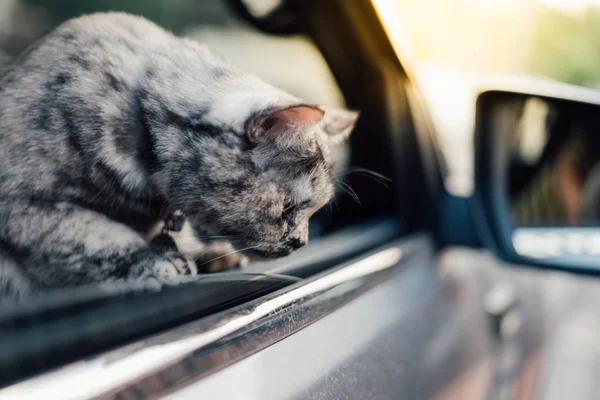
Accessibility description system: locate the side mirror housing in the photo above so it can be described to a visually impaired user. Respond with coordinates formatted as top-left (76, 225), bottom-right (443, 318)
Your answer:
top-left (473, 85), bottom-right (600, 272)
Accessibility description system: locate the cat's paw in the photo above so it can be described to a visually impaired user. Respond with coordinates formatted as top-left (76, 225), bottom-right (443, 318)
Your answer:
top-left (152, 251), bottom-right (198, 278)
top-left (195, 242), bottom-right (248, 273)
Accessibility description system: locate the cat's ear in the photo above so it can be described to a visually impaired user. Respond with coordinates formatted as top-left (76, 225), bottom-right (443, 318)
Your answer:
top-left (248, 105), bottom-right (324, 143)
top-left (320, 106), bottom-right (360, 143)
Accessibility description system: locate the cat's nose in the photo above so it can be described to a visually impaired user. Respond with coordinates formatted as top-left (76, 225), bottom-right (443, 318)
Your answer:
top-left (288, 237), bottom-right (306, 250)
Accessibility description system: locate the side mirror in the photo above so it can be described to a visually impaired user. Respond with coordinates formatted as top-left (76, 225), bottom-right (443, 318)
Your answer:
top-left (473, 87), bottom-right (600, 271)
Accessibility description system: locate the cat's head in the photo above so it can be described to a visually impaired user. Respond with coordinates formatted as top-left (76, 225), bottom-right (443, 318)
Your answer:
top-left (142, 47), bottom-right (358, 259)
top-left (227, 104), bottom-right (358, 258)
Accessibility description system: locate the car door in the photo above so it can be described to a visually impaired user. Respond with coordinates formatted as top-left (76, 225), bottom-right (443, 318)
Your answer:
top-left (0, 1), bottom-right (546, 399)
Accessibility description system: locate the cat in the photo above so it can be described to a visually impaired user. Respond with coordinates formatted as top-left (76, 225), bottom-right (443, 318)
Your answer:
top-left (0, 12), bottom-right (358, 298)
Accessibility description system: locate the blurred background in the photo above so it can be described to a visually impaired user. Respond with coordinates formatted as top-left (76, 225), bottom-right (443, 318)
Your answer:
top-left (0, 0), bottom-right (345, 104)
top-left (386, 0), bottom-right (600, 86)
top-left (3, 0), bottom-right (600, 199)
top-left (373, 0), bottom-right (600, 196)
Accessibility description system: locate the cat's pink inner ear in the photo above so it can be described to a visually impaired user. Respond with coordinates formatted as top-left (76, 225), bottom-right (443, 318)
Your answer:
top-left (249, 106), bottom-right (324, 141)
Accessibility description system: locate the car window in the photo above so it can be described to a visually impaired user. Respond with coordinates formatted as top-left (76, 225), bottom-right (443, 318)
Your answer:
top-left (0, 1), bottom-right (403, 383)
top-left (1, 0), bottom-right (351, 238)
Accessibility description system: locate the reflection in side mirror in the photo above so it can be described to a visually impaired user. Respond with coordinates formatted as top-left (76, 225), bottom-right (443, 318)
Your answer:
top-left (508, 97), bottom-right (600, 226)
top-left (474, 88), bottom-right (600, 269)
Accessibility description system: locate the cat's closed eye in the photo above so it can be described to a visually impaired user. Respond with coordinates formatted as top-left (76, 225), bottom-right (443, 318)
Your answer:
top-left (282, 200), bottom-right (296, 218)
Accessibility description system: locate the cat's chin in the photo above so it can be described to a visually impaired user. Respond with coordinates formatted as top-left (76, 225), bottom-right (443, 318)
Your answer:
top-left (246, 247), bottom-right (295, 261)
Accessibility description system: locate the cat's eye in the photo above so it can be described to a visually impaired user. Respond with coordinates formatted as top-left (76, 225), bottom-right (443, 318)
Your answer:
top-left (283, 199), bottom-right (296, 214)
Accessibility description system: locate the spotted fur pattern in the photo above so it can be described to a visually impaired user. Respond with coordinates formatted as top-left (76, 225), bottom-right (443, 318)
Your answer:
top-left (0, 13), bottom-right (358, 296)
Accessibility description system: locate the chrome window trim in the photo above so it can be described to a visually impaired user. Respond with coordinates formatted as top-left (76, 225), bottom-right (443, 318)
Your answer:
top-left (0, 235), bottom-right (431, 400)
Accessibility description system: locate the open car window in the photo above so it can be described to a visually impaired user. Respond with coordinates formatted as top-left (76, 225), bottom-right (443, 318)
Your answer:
top-left (0, 0), bottom-right (402, 281)
top-left (0, 0), bottom-right (406, 388)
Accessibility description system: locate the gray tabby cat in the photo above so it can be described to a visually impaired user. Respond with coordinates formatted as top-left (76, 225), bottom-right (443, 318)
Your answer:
top-left (0, 13), bottom-right (358, 298)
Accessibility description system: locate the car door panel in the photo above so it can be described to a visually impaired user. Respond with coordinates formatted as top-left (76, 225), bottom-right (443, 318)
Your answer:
top-left (165, 238), bottom-right (495, 400)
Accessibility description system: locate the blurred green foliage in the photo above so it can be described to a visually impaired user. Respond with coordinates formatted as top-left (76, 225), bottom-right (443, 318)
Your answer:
top-left (0, 0), bottom-right (233, 59)
top-left (24, 0), bottom-right (230, 34)
top-left (391, 0), bottom-right (600, 89)
top-left (530, 6), bottom-right (600, 88)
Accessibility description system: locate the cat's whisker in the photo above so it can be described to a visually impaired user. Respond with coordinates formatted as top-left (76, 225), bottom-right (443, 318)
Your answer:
top-left (337, 181), bottom-right (362, 206)
top-left (195, 245), bottom-right (259, 266)
top-left (196, 235), bottom-right (237, 240)
top-left (171, 235), bottom-right (238, 242)
top-left (330, 197), bottom-right (341, 215)
top-left (171, 237), bottom-right (208, 244)
top-left (173, 238), bottom-right (236, 246)
top-left (336, 167), bottom-right (391, 187)
top-left (342, 167), bottom-right (391, 180)
top-left (351, 173), bottom-right (390, 187)
top-left (322, 203), bottom-right (332, 217)
top-left (171, 234), bottom-right (235, 239)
